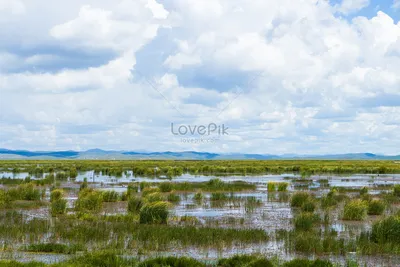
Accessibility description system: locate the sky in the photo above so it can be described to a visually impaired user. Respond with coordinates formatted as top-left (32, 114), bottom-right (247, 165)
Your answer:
top-left (0, 0), bottom-right (399, 155)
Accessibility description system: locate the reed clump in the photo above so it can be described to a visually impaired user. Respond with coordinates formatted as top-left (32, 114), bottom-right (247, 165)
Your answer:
top-left (355, 215), bottom-right (400, 255)
top-left (65, 251), bottom-right (137, 267)
top-left (127, 196), bottom-right (143, 214)
top-left (167, 192), bottom-right (180, 203)
top-left (193, 191), bottom-right (204, 202)
top-left (52, 217), bottom-right (268, 249)
top-left (277, 182), bottom-right (289, 192)
top-left (50, 189), bottom-right (67, 216)
top-left (75, 188), bottom-right (103, 213)
top-left (6, 183), bottom-right (41, 201)
top-left (50, 189), bottom-right (63, 202)
top-left (159, 182), bottom-right (173, 192)
top-left (367, 199), bottom-right (385, 215)
top-left (294, 212), bottom-right (320, 231)
top-left (268, 182), bottom-right (289, 192)
top-left (267, 182), bottom-right (276, 192)
top-left (394, 184), bottom-right (400, 198)
top-left (0, 260), bottom-right (46, 267)
top-left (244, 196), bottom-right (262, 213)
top-left (360, 186), bottom-right (369, 196)
top-left (141, 187), bottom-right (160, 197)
top-left (139, 256), bottom-right (204, 267)
top-left (301, 200), bottom-right (316, 212)
top-left (371, 215), bottom-right (400, 244)
top-left (2, 159), bottom-right (400, 176)
top-left (127, 183), bottom-right (139, 194)
top-left (139, 201), bottom-right (169, 224)
top-left (144, 192), bottom-right (165, 203)
top-left (0, 190), bottom-right (10, 208)
top-left (342, 199), bottom-right (368, 221)
top-left (283, 258), bottom-right (333, 267)
top-left (23, 243), bottom-right (83, 254)
top-left (291, 191), bottom-right (312, 208)
top-left (211, 192), bottom-right (228, 201)
top-left (217, 255), bottom-right (273, 267)
top-left (171, 179), bottom-right (256, 192)
top-left (102, 190), bottom-right (120, 202)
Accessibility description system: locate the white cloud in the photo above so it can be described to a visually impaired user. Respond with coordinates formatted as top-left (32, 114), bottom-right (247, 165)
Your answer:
top-left (49, 4), bottom-right (162, 53)
top-left (336, 0), bottom-right (370, 15)
top-left (146, 0), bottom-right (169, 19)
top-left (0, 0), bottom-right (25, 15)
top-left (0, 0), bottom-right (399, 154)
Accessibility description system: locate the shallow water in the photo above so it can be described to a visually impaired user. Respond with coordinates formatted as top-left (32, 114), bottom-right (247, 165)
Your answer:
top-left (2, 171), bottom-right (400, 266)
top-left (0, 251), bottom-right (69, 264)
top-left (2, 171), bottom-right (400, 187)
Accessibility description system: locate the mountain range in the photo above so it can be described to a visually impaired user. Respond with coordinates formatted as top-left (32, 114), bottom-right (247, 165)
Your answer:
top-left (0, 148), bottom-right (399, 160)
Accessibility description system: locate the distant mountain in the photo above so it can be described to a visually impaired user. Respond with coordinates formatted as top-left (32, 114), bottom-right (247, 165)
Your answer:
top-left (122, 151), bottom-right (222, 160)
top-left (0, 148), bottom-right (398, 160)
top-left (0, 148), bottom-right (79, 158)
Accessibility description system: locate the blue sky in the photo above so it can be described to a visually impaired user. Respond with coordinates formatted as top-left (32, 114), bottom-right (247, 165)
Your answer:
top-left (0, 0), bottom-right (399, 155)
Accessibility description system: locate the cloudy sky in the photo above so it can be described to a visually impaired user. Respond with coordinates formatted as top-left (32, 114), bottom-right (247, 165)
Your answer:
top-left (0, 0), bottom-right (399, 154)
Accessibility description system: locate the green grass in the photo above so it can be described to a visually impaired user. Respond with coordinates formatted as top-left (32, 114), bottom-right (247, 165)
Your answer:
top-left (342, 199), bottom-right (368, 221)
top-left (0, 254), bottom-right (344, 267)
top-left (0, 261), bottom-right (46, 267)
top-left (50, 189), bottom-right (67, 216)
top-left (62, 251), bottom-right (137, 267)
top-left (294, 212), bottom-right (320, 231)
top-left (74, 188), bottom-right (103, 213)
top-left (51, 198), bottom-right (67, 216)
top-left (144, 192), bottom-right (165, 203)
top-left (139, 256), bottom-right (204, 267)
top-left (158, 182), bottom-right (173, 192)
top-left (217, 255), bottom-right (273, 267)
top-left (278, 182), bottom-right (289, 192)
top-left (127, 196), bottom-right (143, 214)
top-left (360, 187), bottom-right (369, 196)
top-left (169, 179), bottom-right (256, 192)
top-left (141, 187), bottom-right (160, 197)
top-left (1, 159), bottom-right (400, 263)
top-left (139, 201), bottom-right (169, 224)
top-left (371, 215), bottom-right (400, 244)
top-left (367, 199), bottom-right (385, 215)
top-left (102, 190), bottom-right (120, 202)
top-left (2, 159), bottom-right (399, 176)
top-left (50, 189), bottom-right (63, 202)
top-left (193, 191), bottom-right (204, 202)
top-left (22, 243), bottom-right (83, 254)
top-left (52, 218), bottom-right (269, 249)
top-left (268, 182), bottom-right (289, 192)
top-left (301, 200), bottom-right (316, 212)
top-left (244, 196), bottom-right (262, 213)
top-left (277, 229), bottom-right (354, 255)
top-left (210, 192), bottom-right (229, 201)
top-left (283, 258), bottom-right (333, 267)
top-left (2, 183), bottom-right (42, 201)
top-left (167, 192), bottom-right (180, 203)
top-left (394, 184), bottom-right (400, 197)
top-left (291, 192), bottom-right (312, 208)
top-left (267, 182), bottom-right (276, 192)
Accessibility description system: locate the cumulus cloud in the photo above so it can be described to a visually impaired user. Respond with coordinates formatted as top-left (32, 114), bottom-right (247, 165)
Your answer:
top-left (0, 0), bottom-right (399, 154)
top-left (0, 0), bottom-right (25, 15)
top-left (336, 0), bottom-right (370, 15)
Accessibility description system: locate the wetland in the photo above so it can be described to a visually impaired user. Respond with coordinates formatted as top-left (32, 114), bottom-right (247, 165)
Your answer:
top-left (0, 160), bottom-right (400, 266)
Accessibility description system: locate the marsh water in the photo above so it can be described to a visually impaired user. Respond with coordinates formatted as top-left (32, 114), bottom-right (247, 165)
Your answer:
top-left (1, 170), bottom-right (400, 266)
